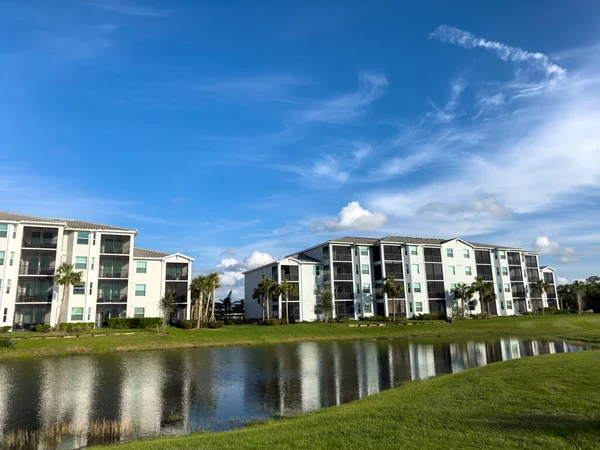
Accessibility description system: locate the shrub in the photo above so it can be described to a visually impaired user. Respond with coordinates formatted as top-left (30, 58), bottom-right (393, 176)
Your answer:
top-left (58, 322), bottom-right (95, 332)
top-left (0, 337), bottom-right (15, 349)
top-left (521, 311), bottom-right (533, 316)
top-left (223, 319), bottom-right (235, 325)
top-left (554, 309), bottom-right (571, 314)
top-left (35, 324), bottom-right (52, 333)
top-left (107, 318), bottom-right (162, 329)
top-left (411, 313), bottom-right (447, 321)
top-left (542, 307), bottom-right (557, 315)
top-left (174, 319), bottom-right (194, 329)
top-left (340, 317), bottom-right (351, 324)
top-left (207, 320), bottom-right (224, 329)
top-left (258, 318), bottom-right (282, 326)
top-left (0, 326), bottom-right (11, 334)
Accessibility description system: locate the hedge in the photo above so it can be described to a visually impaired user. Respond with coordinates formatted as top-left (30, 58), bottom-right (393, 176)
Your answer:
top-left (107, 318), bottom-right (162, 329)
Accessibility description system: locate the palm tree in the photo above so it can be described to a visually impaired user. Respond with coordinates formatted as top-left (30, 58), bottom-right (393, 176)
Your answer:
top-left (221, 290), bottom-right (233, 320)
top-left (471, 276), bottom-right (488, 317)
top-left (452, 283), bottom-right (474, 319)
top-left (531, 280), bottom-right (551, 314)
top-left (482, 283), bottom-right (497, 316)
top-left (252, 285), bottom-right (266, 321)
top-left (54, 263), bottom-right (83, 331)
top-left (256, 277), bottom-right (278, 320)
top-left (206, 272), bottom-right (221, 322)
top-left (382, 276), bottom-right (404, 321)
top-left (160, 290), bottom-right (176, 333)
top-left (190, 275), bottom-right (205, 328)
top-left (279, 280), bottom-right (298, 324)
top-left (572, 280), bottom-right (586, 314)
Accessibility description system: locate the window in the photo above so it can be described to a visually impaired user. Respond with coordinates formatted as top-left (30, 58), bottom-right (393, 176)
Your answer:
top-left (75, 256), bottom-right (87, 270)
top-left (0, 251), bottom-right (4, 265)
top-left (506, 300), bottom-right (513, 309)
top-left (448, 266), bottom-right (455, 275)
top-left (71, 307), bottom-right (84, 321)
top-left (6, 280), bottom-right (10, 294)
top-left (12, 226), bottom-right (16, 239)
top-left (77, 232), bottom-right (89, 245)
top-left (427, 281), bottom-right (446, 298)
top-left (414, 282), bottom-right (421, 293)
top-left (502, 267), bottom-right (508, 276)
top-left (314, 285), bottom-right (319, 295)
top-left (412, 264), bottom-right (420, 275)
top-left (89, 282), bottom-right (93, 295)
top-left (9, 252), bottom-right (14, 266)
top-left (356, 283), bottom-right (360, 294)
top-left (73, 283), bottom-right (85, 295)
top-left (446, 248), bottom-right (454, 258)
top-left (504, 283), bottom-right (510, 292)
top-left (409, 246), bottom-right (417, 255)
top-left (91, 257), bottom-right (95, 270)
top-left (409, 302), bottom-right (413, 312)
top-left (134, 307), bottom-right (145, 318)
top-left (423, 247), bottom-right (442, 262)
top-left (496, 267), bottom-right (500, 276)
top-left (500, 301), bottom-right (505, 310)
top-left (465, 266), bottom-right (472, 276)
top-left (361, 264), bottom-right (369, 274)
top-left (0, 224), bottom-right (7, 238)
top-left (87, 307), bottom-right (91, 321)
top-left (313, 266), bottom-right (321, 276)
top-left (498, 283), bottom-right (503, 293)
top-left (499, 251), bottom-right (506, 259)
top-left (92, 233), bottom-right (96, 245)
top-left (136, 261), bottom-right (147, 274)
top-left (450, 283), bottom-right (456, 291)
top-left (415, 302), bottom-right (423, 312)
top-left (135, 284), bottom-right (146, 296)
top-left (360, 246), bottom-right (368, 256)
top-left (2, 308), bottom-right (7, 322)
top-left (355, 265), bottom-right (359, 275)
top-left (406, 264), bottom-right (410, 274)
top-left (463, 249), bottom-right (470, 258)
top-left (407, 282), bottom-right (411, 293)
top-left (362, 283), bottom-right (371, 294)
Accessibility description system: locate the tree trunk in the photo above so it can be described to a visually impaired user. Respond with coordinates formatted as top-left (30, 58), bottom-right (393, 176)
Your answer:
top-left (266, 294), bottom-right (270, 320)
top-left (285, 291), bottom-right (289, 325)
top-left (393, 297), bottom-right (396, 322)
top-left (56, 285), bottom-right (68, 331)
top-left (210, 290), bottom-right (216, 322)
top-left (461, 298), bottom-right (465, 319)
top-left (262, 297), bottom-right (265, 321)
top-left (196, 293), bottom-right (203, 329)
top-left (204, 292), bottom-right (211, 322)
top-left (578, 293), bottom-right (583, 314)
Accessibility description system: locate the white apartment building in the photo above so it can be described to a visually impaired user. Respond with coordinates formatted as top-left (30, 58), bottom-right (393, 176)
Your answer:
top-left (244, 236), bottom-right (559, 321)
top-left (0, 212), bottom-right (193, 330)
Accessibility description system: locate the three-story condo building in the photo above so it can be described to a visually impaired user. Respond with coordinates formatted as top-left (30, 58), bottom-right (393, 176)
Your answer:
top-left (0, 212), bottom-right (193, 330)
top-left (244, 236), bottom-right (559, 321)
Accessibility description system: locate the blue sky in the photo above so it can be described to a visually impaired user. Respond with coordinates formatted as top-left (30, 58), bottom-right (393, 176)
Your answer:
top-left (2, 0), bottom-right (600, 299)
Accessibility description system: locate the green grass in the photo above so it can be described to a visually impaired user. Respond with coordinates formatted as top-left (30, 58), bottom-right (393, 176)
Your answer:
top-left (1, 315), bottom-right (600, 360)
top-left (96, 350), bottom-right (600, 450)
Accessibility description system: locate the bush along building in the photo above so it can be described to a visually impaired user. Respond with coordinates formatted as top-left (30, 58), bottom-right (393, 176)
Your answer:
top-left (243, 236), bottom-right (559, 321)
top-left (0, 212), bottom-right (193, 330)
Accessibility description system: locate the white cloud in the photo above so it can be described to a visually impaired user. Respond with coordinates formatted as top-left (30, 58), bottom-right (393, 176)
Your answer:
top-left (244, 250), bottom-right (275, 269)
top-left (427, 76), bottom-right (467, 122)
top-left (533, 237), bottom-right (579, 263)
top-left (313, 201), bottom-right (387, 231)
top-left (430, 25), bottom-right (566, 82)
top-left (312, 157), bottom-right (349, 183)
top-left (209, 251), bottom-right (275, 300)
top-left (299, 72), bottom-right (388, 123)
top-left (556, 276), bottom-right (569, 285)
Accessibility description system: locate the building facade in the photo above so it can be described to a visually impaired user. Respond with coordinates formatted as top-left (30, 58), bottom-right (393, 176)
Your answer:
top-left (0, 212), bottom-right (193, 330)
top-left (244, 236), bottom-right (559, 321)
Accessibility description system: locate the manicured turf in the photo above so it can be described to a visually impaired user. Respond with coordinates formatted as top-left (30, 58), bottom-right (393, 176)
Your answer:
top-left (1, 314), bottom-right (600, 360)
top-left (97, 350), bottom-right (600, 449)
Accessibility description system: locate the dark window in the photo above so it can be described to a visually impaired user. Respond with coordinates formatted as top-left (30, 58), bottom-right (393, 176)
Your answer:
top-left (511, 282), bottom-right (526, 298)
top-left (334, 282), bottom-right (354, 299)
top-left (475, 250), bottom-right (491, 265)
top-left (525, 255), bottom-right (538, 268)
top-left (509, 267), bottom-right (523, 281)
top-left (543, 272), bottom-right (554, 284)
top-left (383, 245), bottom-right (402, 261)
top-left (374, 264), bottom-right (382, 280)
top-left (427, 281), bottom-right (446, 299)
top-left (476, 265), bottom-right (494, 281)
top-left (384, 262), bottom-right (404, 280)
top-left (332, 246), bottom-right (352, 261)
top-left (425, 263), bottom-right (444, 280)
top-left (423, 247), bottom-right (442, 263)
top-left (272, 266), bottom-right (278, 278)
top-left (281, 265), bottom-right (299, 281)
top-left (507, 252), bottom-right (521, 266)
top-left (547, 286), bottom-right (557, 298)
top-left (526, 268), bottom-right (540, 281)
top-left (372, 246), bottom-right (381, 262)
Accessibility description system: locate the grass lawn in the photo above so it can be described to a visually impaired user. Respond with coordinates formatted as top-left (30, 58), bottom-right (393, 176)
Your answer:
top-left (96, 349), bottom-right (600, 450)
top-left (1, 314), bottom-right (600, 360)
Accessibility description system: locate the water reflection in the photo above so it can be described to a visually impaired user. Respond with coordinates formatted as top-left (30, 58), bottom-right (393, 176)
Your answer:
top-left (0, 338), bottom-right (588, 447)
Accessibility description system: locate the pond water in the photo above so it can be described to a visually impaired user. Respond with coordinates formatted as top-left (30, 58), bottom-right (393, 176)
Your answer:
top-left (0, 338), bottom-right (588, 448)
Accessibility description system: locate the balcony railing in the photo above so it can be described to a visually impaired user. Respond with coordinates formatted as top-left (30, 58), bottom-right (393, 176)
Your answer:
top-left (332, 252), bottom-right (352, 262)
top-left (19, 264), bottom-right (55, 276)
top-left (99, 269), bottom-right (129, 279)
top-left (100, 245), bottom-right (130, 255)
top-left (97, 295), bottom-right (128, 303)
top-left (21, 239), bottom-right (57, 249)
top-left (281, 273), bottom-right (299, 281)
top-left (334, 272), bottom-right (353, 281)
top-left (166, 273), bottom-right (188, 281)
top-left (17, 292), bottom-right (53, 303)
top-left (334, 292), bottom-right (355, 300)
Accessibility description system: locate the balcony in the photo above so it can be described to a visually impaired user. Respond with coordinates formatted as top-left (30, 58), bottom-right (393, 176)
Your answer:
top-left (21, 227), bottom-right (59, 249)
top-left (19, 263), bottom-right (55, 276)
top-left (16, 291), bottom-right (53, 303)
top-left (97, 295), bottom-right (128, 303)
top-left (21, 239), bottom-right (57, 249)
top-left (281, 273), bottom-right (299, 281)
top-left (166, 272), bottom-right (188, 281)
top-left (99, 268), bottom-right (129, 279)
top-left (100, 244), bottom-right (130, 255)
top-left (332, 252), bottom-right (352, 262)
top-left (333, 272), bottom-right (353, 281)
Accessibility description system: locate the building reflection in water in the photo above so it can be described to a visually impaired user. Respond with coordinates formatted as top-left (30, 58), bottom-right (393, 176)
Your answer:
top-left (0, 338), bottom-right (586, 445)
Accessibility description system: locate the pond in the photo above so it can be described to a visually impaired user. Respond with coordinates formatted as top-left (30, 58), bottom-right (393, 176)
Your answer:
top-left (0, 338), bottom-right (589, 448)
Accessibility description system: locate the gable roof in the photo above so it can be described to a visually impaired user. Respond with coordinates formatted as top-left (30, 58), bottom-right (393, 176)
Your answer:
top-left (0, 211), bottom-right (136, 232)
top-left (287, 252), bottom-right (321, 263)
top-left (133, 247), bottom-right (171, 259)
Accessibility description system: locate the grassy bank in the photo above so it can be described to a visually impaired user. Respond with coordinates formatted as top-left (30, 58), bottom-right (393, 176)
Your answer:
top-left (97, 350), bottom-right (600, 449)
top-left (1, 315), bottom-right (600, 360)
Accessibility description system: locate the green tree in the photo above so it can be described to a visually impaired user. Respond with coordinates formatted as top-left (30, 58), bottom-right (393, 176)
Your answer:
top-left (572, 280), bottom-right (587, 314)
top-left (471, 276), bottom-right (489, 317)
top-left (54, 263), bottom-right (83, 331)
top-left (452, 283), bottom-right (474, 319)
top-left (382, 276), bottom-right (404, 321)
top-left (221, 290), bottom-right (233, 319)
top-left (255, 277), bottom-right (278, 320)
top-left (279, 280), bottom-right (299, 324)
top-left (531, 280), bottom-right (551, 314)
top-left (252, 286), bottom-right (266, 321)
top-left (318, 289), bottom-right (334, 322)
top-left (482, 283), bottom-right (497, 316)
top-left (190, 275), bottom-right (207, 328)
top-left (206, 272), bottom-right (221, 322)
top-left (160, 290), bottom-right (176, 333)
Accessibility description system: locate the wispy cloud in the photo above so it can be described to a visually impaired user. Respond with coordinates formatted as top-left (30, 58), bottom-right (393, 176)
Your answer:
top-left (430, 25), bottom-right (566, 82)
top-left (82, 0), bottom-right (168, 17)
top-left (299, 72), bottom-right (388, 123)
top-left (312, 201), bottom-right (387, 232)
top-left (427, 76), bottom-right (467, 122)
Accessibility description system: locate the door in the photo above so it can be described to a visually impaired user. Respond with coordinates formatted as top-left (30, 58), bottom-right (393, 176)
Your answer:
top-left (28, 255), bottom-right (39, 274)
